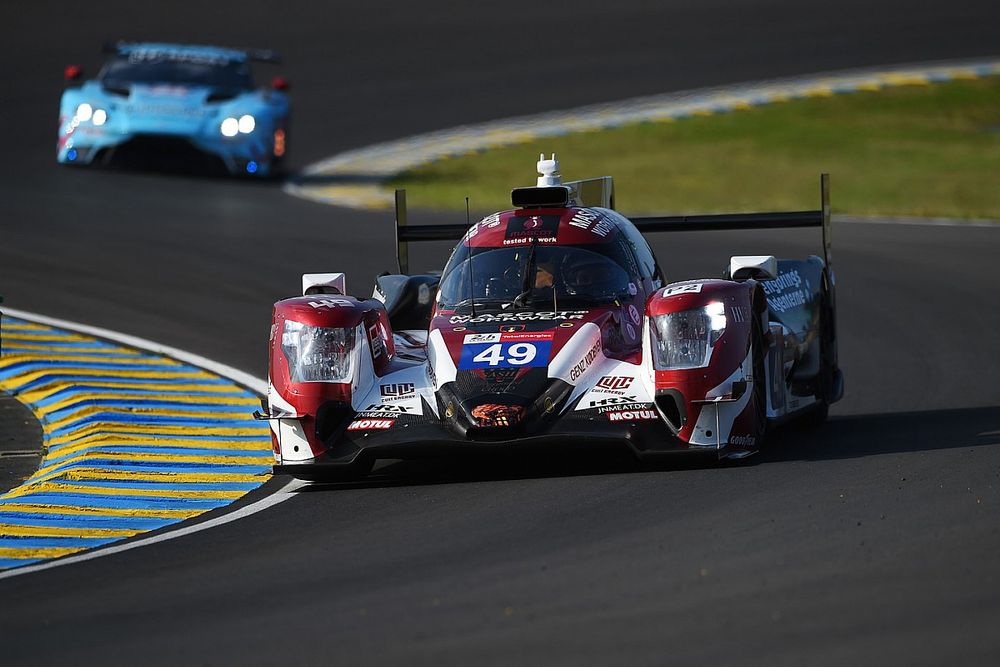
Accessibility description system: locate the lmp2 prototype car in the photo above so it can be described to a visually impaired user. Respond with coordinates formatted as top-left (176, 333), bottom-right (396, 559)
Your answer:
top-left (260, 156), bottom-right (844, 479)
top-left (58, 42), bottom-right (290, 176)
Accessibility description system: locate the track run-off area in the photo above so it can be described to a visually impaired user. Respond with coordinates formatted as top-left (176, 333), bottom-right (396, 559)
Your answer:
top-left (1, 1), bottom-right (999, 664)
top-left (0, 312), bottom-right (272, 570)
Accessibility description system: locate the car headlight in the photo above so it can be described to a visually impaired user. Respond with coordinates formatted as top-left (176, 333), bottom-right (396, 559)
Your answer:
top-left (652, 301), bottom-right (727, 370)
top-left (75, 103), bottom-right (93, 122)
top-left (280, 321), bottom-right (355, 383)
top-left (238, 114), bottom-right (255, 133)
top-left (220, 117), bottom-right (239, 137)
top-left (92, 109), bottom-right (108, 126)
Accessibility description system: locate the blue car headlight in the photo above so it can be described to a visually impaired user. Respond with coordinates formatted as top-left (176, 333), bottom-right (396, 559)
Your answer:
top-left (74, 103), bottom-right (109, 126)
top-left (220, 114), bottom-right (256, 137)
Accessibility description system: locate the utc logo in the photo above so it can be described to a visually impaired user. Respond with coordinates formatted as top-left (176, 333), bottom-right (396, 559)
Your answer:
top-left (596, 376), bottom-right (633, 391)
top-left (380, 383), bottom-right (415, 399)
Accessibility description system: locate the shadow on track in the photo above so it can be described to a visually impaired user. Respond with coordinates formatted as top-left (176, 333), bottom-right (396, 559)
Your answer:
top-left (761, 405), bottom-right (1000, 463)
top-left (292, 406), bottom-right (1000, 493)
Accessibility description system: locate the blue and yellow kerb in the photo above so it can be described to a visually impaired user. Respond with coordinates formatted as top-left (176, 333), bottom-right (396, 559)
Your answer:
top-left (0, 316), bottom-right (271, 570)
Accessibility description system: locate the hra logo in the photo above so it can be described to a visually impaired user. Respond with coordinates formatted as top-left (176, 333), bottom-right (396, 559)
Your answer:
top-left (364, 403), bottom-right (415, 413)
top-left (347, 419), bottom-right (394, 431)
top-left (380, 383), bottom-right (415, 400)
top-left (596, 376), bottom-right (633, 391)
top-left (607, 409), bottom-right (658, 422)
top-left (589, 395), bottom-right (638, 407)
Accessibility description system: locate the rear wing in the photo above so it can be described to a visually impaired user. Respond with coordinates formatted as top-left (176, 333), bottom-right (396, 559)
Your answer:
top-left (101, 41), bottom-right (282, 63)
top-left (394, 173), bottom-right (831, 275)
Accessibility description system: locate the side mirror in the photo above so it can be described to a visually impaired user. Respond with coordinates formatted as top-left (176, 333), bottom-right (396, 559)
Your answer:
top-left (729, 255), bottom-right (777, 281)
top-left (271, 76), bottom-right (290, 92)
top-left (64, 65), bottom-right (83, 82)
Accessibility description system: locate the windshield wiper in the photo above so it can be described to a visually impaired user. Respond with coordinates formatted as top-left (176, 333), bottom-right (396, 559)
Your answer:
top-left (512, 237), bottom-right (539, 309)
top-left (450, 297), bottom-right (509, 312)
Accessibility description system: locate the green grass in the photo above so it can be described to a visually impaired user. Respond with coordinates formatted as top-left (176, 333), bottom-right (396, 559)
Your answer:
top-left (389, 77), bottom-right (1000, 218)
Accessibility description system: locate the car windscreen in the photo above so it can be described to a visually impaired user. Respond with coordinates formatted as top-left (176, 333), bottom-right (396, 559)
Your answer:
top-left (99, 54), bottom-right (253, 90)
top-left (438, 242), bottom-right (636, 313)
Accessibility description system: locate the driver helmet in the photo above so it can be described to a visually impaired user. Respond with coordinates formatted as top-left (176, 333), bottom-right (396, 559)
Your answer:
top-left (563, 256), bottom-right (617, 294)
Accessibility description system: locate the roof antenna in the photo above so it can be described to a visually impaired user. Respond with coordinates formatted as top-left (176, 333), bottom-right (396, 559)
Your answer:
top-left (536, 153), bottom-right (561, 186)
top-left (466, 196), bottom-right (477, 318)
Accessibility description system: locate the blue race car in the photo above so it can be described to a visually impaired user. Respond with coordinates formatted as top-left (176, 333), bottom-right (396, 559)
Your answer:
top-left (58, 42), bottom-right (290, 177)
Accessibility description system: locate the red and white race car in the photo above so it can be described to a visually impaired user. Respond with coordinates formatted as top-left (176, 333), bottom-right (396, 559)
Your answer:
top-left (260, 156), bottom-right (843, 479)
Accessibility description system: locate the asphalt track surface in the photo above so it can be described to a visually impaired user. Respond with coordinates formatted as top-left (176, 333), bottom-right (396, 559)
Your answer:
top-left (2, 1), bottom-right (1000, 664)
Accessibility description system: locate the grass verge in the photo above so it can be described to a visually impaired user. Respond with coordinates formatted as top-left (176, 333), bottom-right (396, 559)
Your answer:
top-left (389, 77), bottom-right (1000, 218)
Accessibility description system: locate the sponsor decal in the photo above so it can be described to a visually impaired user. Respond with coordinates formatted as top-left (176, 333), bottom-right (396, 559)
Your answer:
top-left (626, 322), bottom-right (636, 340)
top-left (500, 324), bottom-right (525, 333)
top-left (368, 322), bottom-right (388, 360)
top-left (426, 363), bottom-right (437, 388)
top-left (762, 270), bottom-right (802, 295)
top-left (628, 305), bottom-right (641, 325)
top-left (347, 418), bottom-right (394, 431)
top-left (126, 48), bottom-right (230, 66)
top-left (450, 311), bottom-right (587, 324)
top-left (628, 282), bottom-right (638, 296)
top-left (589, 395), bottom-right (638, 408)
top-left (308, 298), bottom-right (353, 309)
top-left (459, 331), bottom-right (553, 370)
top-left (503, 215), bottom-right (560, 245)
top-left (465, 332), bottom-right (502, 344)
top-left (729, 434), bottom-right (757, 447)
top-left (468, 212), bottom-right (503, 239)
top-left (379, 383), bottom-right (415, 400)
top-left (568, 209), bottom-right (615, 237)
top-left (763, 270), bottom-right (810, 313)
top-left (569, 338), bottom-right (603, 381)
top-left (766, 290), bottom-right (807, 313)
top-left (364, 403), bottom-right (416, 413)
top-left (661, 283), bottom-right (703, 297)
top-left (483, 367), bottom-right (519, 388)
top-left (607, 409), bottom-right (658, 422)
top-left (596, 376), bottom-right (633, 391)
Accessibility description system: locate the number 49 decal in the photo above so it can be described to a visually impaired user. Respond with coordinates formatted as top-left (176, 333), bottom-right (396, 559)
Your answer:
top-left (459, 340), bottom-right (551, 369)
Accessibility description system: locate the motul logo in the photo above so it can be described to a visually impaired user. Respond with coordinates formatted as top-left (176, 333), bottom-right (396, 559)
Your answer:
top-left (347, 419), bottom-right (395, 431)
top-left (607, 410), bottom-right (658, 422)
top-left (596, 376), bottom-right (633, 391)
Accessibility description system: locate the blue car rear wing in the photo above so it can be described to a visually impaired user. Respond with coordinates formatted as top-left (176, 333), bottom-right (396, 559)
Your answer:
top-left (101, 41), bottom-right (282, 64)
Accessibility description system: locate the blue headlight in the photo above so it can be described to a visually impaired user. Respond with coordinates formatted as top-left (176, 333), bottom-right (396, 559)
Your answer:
top-left (66, 149), bottom-right (78, 161)
top-left (246, 161), bottom-right (258, 174)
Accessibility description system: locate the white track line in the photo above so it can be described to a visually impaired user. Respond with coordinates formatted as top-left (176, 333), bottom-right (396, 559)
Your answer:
top-left (0, 308), bottom-right (302, 581)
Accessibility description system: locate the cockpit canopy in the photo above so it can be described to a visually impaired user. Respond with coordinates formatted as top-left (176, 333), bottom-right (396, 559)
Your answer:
top-left (438, 242), bottom-right (637, 313)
